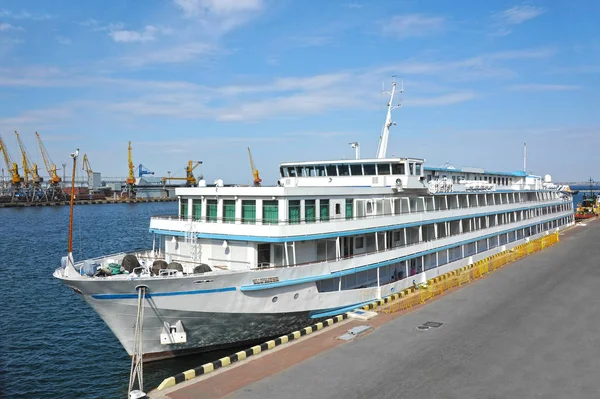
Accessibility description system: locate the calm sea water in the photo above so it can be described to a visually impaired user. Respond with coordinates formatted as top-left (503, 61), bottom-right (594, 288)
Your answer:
top-left (0, 202), bottom-right (242, 399)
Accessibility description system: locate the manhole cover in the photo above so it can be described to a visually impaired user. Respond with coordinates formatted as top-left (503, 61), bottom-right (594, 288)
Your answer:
top-left (423, 321), bottom-right (443, 328)
top-left (417, 325), bottom-right (430, 330)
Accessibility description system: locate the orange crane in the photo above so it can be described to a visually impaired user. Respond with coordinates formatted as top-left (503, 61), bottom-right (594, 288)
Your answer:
top-left (35, 132), bottom-right (61, 185)
top-left (14, 131), bottom-right (42, 186)
top-left (247, 147), bottom-right (262, 187)
top-left (0, 134), bottom-right (22, 186)
top-left (161, 160), bottom-right (202, 186)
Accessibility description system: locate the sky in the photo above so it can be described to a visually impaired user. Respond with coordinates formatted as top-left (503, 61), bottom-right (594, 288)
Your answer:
top-left (0, 0), bottom-right (598, 185)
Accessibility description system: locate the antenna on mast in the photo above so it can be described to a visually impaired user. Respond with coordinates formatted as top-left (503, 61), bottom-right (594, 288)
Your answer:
top-left (349, 142), bottom-right (360, 159)
top-left (523, 142), bottom-right (527, 173)
top-left (376, 75), bottom-right (403, 159)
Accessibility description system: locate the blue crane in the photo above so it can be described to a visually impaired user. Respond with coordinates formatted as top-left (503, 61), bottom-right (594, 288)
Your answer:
top-left (138, 164), bottom-right (154, 178)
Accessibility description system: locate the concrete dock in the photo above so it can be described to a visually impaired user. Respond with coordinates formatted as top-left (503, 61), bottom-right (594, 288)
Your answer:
top-left (152, 219), bottom-right (600, 399)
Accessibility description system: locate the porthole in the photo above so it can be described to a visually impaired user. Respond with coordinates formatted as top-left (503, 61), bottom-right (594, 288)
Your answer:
top-left (272, 296), bottom-right (278, 303)
top-left (294, 293), bottom-right (299, 300)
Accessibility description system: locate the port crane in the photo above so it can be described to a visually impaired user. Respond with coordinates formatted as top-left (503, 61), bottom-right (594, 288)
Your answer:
top-left (15, 131), bottom-right (44, 200)
top-left (125, 141), bottom-right (136, 197)
top-left (35, 132), bottom-right (66, 200)
top-left (161, 160), bottom-right (203, 187)
top-left (138, 164), bottom-right (154, 178)
top-left (247, 147), bottom-right (262, 187)
top-left (0, 135), bottom-right (23, 195)
top-left (82, 154), bottom-right (93, 179)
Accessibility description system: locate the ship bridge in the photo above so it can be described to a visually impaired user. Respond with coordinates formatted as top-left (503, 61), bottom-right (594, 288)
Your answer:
top-left (278, 157), bottom-right (427, 190)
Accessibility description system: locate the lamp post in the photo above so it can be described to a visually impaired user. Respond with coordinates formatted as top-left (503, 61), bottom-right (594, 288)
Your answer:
top-left (62, 162), bottom-right (67, 189)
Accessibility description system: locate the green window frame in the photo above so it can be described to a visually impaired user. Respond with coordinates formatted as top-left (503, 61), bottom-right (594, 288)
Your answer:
top-left (207, 199), bottom-right (217, 222)
top-left (180, 199), bottom-right (188, 218)
top-left (263, 200), bottom-right (279, 225)
top-left (320, 199), bottom-right (329, 221)
top-left (242, 200), bottom-right (256, 224)
top-left (223, 200), bottom-right (235, 223)
top-left (305, 200), bottom-right (316, 223)
top-left (289, 200), bottom-right (300, 224)
top-left (345, 199), bottom-right (353, 219)
top-left (192, 199), bottom-right (202, 220)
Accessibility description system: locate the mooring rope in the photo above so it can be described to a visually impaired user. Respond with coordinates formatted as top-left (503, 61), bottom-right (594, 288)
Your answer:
top-left (128, 286), bottom-right (146, 394)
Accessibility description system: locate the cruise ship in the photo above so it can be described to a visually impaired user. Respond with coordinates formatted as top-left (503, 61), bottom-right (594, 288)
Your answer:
top-left (54, 81), bottom-right (575, 361)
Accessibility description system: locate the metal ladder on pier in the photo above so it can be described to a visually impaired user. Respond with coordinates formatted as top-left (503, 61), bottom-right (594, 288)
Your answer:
top-left (128, 286), bottom-right (147, 399)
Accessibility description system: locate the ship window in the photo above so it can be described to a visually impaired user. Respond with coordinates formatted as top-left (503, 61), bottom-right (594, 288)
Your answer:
top-left (206, 199), bottom-right (217, 222)
top-left (392, 163), bottom-right (405, 175)
top-left (315, 165), bottom-right (326, 176)
top-left (180, 199), bottom-right (188, 218)
top-left (262, 200), bottom-right (278, 225)
top-left (192, 199), bottom-right (202, 220)
top-left (273, 244), bottom-right (284, 266)
top-left (409, 163), bottom-right (415, 175)
top-left (377, 163), bottom-right (391, 175)
top-left (335, 203), bottom-right (341, 215)
top-left (304, 166), bottom-right (315, 177)
top-left (326, 164), bottom-right (338, 176)
top-left (257, 244), bottom-right (271, 267)
top-left (366, 201), bottom-right (373, 214)
top-left (415, 164), bottom-right (422, 175)
top-left (320, 199), bottom-right (330, 221)
top-left (305, 200), bottom-right (316, 222)
top-left (338, 164), bottom-right (350, 176)
top-left (363, 164), bottom-right (376, 175)
top-left (350, 164), bottom-right (362, 176)
top-left (223, 200), bottom-right (235, 223)
top-left (242, 200), bottom-right (256, 224)
top-left (345, 199), bottom-right (353, 219)
top-left (355, 237), bottom-right (364, 249)
top-left (289, 200), bottom-right (300, 224)
top-left (295, 167), bottom-right (303, 177)
top-left (280, 167), bottom-right (288, 178)
top-left (288, 167), bottom-right (296, 177)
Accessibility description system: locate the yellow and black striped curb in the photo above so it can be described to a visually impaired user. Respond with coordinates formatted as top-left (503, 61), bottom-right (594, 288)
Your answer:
top-left (157, 313), bottom-right (348, 390)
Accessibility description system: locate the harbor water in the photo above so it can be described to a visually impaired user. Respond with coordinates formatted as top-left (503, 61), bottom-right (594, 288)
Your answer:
top-left (0, 202), bottom-right (241, 399)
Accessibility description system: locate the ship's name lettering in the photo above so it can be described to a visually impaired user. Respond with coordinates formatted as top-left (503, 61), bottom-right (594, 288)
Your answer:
top-left (252, 276), bottom-right (280, 285)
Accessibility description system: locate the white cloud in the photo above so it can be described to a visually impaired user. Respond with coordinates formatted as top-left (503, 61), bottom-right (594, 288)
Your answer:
top-left (407, 92), bottom-right (478, 106)
top-left (491, 5), bottom-right (545, 36)
top-left (508, 84), bottom-right (580, 91)
top-left (0, 9), bottom-right (52, 21)
top-left (173, 0), bottom-right (263, 17)
top-left (108, 25), bottom-right (170, 43)
top-left (118, 42), bottom-right (217, 66)
top-left (0, 22), bottom-right (19, 32)
top-left (382, 14), bottom-right (445, 39)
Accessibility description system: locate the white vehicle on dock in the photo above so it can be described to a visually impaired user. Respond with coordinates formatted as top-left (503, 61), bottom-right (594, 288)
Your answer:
top-left (54, 80), bottom-right (575, 362)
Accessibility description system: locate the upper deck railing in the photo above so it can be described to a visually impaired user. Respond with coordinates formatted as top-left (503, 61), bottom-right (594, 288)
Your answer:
top-left (152, 195), bottom-right (569, 227)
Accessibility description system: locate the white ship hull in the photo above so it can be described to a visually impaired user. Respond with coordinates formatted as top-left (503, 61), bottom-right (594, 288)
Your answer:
top-left (55, 226), bottom-right (566, 360)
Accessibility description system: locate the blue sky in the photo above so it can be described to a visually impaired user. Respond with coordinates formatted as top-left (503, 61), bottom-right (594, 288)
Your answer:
top-left (0, 0), bottom-right (598, 184)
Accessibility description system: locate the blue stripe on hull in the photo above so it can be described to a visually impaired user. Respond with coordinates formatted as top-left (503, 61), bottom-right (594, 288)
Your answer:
top-left (91, 286), bottom-right (236, 300)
